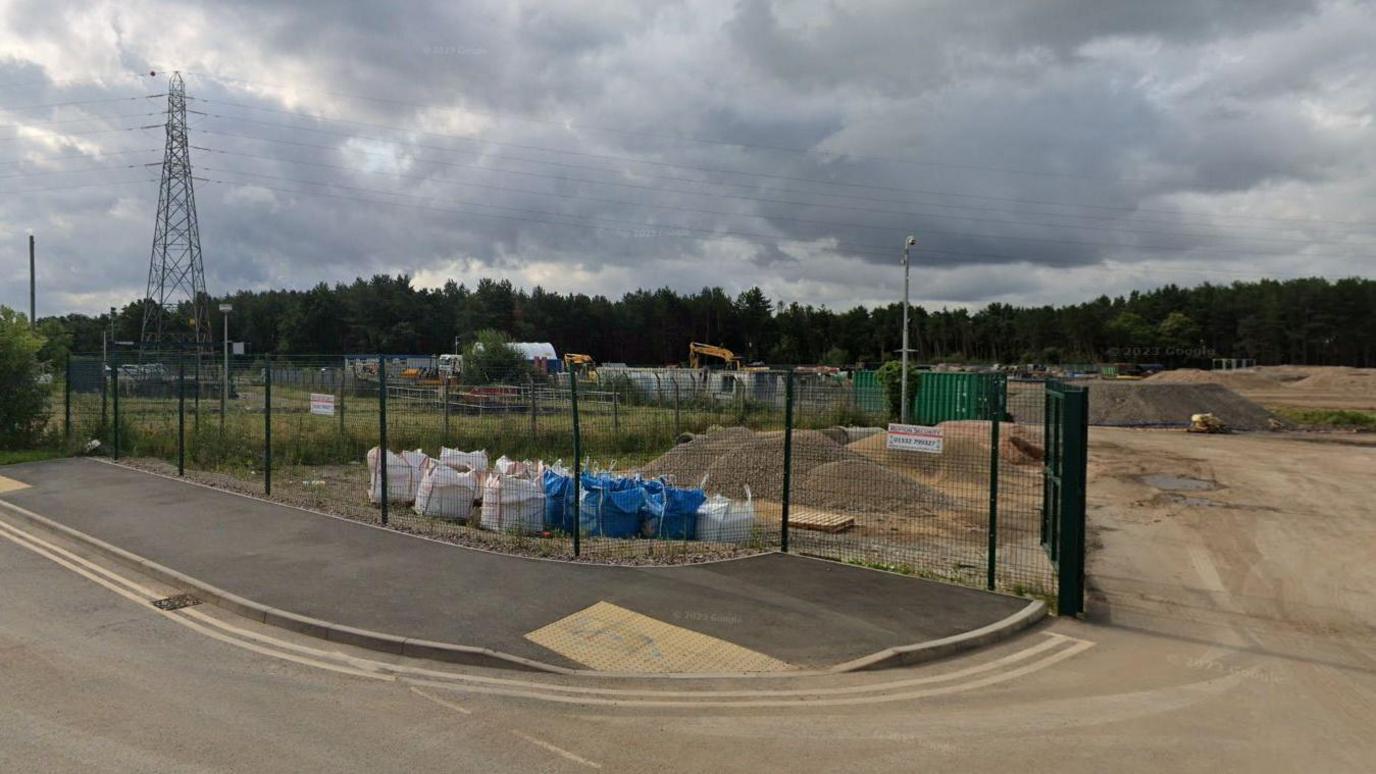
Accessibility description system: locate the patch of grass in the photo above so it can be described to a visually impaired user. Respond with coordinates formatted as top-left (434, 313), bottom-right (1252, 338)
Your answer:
top-left (1270, 407), bottom-right (1376, 430)
top-left (0, 448), bottom-right (65, 465)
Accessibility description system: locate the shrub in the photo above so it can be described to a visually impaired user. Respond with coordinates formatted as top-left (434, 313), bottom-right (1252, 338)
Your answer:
top-left (0, 306), bottom-right (50, 448)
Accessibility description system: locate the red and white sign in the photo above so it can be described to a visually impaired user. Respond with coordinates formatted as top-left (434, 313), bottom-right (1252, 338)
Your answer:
top-left (885, 423), bottom-right (943, 454)
top-left (309, 393), bottom-right (336, 417)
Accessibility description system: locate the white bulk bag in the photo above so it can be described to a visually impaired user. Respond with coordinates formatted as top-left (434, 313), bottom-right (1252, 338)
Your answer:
top-left (696, 485), bottom-right (756, 543)
top-left (480, 474), bottom-right (545, 535)
top-left (440, 447), bottom-right (488, 474)
top-left (492, 455), bottom-right (531, 477)
top-left (367, 446), bottom-right (416, 504)
top-left (400, 449), bottom-right (429, 502)
top-left (413, 458), bottom-right (480, 521)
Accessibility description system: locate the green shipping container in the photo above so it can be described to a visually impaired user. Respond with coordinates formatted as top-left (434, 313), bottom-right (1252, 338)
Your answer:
top-left (912, 372), bottom-right (1006, 424)
top-left (853, 370), bottom-right (886, 413)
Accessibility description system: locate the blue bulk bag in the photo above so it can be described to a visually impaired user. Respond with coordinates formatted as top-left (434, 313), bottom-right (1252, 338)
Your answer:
top-left (644, 482), bottom-right (706, 540)
top-left (579, 475), bottom-right (646, 538)
top-left (541, 468), bottom-right (575, 533)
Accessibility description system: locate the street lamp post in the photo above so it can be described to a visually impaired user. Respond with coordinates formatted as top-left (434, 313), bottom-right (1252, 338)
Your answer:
top-left (219, 303), bottom-right (232, 431)
top-left (901, 236), bottom-right (915, 423)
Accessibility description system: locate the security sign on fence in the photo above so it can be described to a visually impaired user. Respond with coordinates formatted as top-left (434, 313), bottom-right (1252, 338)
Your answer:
top-left (885, 423), bottom-right (944, 454)
top-left (309, 393), bottom-right (336, 416)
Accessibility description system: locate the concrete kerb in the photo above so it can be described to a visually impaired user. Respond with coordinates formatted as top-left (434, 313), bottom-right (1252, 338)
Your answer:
top-left (0, 494), bottom-right (1046, 680)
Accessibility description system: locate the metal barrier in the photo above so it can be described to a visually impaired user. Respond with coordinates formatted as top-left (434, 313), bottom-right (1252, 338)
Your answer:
top-left (56, 353), bottom-right (1087, 604)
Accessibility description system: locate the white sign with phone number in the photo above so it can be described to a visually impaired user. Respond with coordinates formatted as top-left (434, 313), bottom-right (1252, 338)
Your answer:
top-left (885, 423), bottom-right (943, 454)
top-left (310, 393), bottom-right (336, 417)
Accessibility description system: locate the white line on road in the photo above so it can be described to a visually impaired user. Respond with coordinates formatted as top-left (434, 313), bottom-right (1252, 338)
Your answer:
top-left (409, 685), bottom-right (472, 715)
top-left (511, 731), bottom-right (603, 769)
top-left (0, 507), bottom-right (1094, 708)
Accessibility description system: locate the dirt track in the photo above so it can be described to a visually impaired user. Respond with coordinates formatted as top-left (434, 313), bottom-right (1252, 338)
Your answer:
top-left (1086, 427), bottom-right (1376, 637)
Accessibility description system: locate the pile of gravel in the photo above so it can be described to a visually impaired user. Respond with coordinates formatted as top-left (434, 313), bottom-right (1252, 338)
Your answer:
top-left (639, 426), bottom-right (952, 515)
top-left (1085, 382), bottom-right (1274, 430)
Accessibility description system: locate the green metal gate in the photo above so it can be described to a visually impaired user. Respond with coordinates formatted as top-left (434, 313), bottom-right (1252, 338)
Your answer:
top-left (1042, 380), bottom-right (1088, 616)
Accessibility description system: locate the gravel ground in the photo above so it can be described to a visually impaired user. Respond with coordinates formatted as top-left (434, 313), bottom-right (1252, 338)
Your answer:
top-left (112, 457), bottom-right (769, 566)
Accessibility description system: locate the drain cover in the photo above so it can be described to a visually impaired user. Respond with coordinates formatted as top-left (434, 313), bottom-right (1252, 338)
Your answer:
top-left (151, 593), bottom-right (202, 611)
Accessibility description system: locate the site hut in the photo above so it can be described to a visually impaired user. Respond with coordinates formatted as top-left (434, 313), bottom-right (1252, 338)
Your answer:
top-left (509, 342), bottom-right (560, 374)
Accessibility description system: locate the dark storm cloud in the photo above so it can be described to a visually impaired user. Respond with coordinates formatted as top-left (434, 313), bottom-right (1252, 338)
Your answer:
top-left (0, 0), bottom-right (1372, 317)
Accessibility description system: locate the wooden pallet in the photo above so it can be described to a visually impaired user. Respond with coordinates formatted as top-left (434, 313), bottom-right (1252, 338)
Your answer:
top-left (754, 501), bottom-right (856, 533)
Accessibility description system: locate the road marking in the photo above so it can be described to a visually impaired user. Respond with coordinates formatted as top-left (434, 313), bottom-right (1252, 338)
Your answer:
top-left (527, 601), bottom-right (791, 673)
top-left (0, 508), bottom-right (1094, 708)
top-left (511, 731), bottom-right (603, 769)
top-left (0, 474), bottom-right (31, 493)
top-left (0, 517), bottom-right (391, 682)
top-left (409, 685), bottom-right (472, 715)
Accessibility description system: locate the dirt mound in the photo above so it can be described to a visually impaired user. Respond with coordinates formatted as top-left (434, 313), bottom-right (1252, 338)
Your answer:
top-left (639, 426), bottom-right (756, 488)
top-left (846, 421), bottom-right (1044, 476)
top-left (1085, 382), bottom-right (1273, 430)
top-left (700, 430), bottom-right (858, 501)
top-left (1147, 368), bottom-right (1284, 391)
top-left (793, 459), bottom-right (952, 516)
top-left (639, 426), bottom-right (953, 515)
top-left (1290, 367), bottom-right (1376, 393)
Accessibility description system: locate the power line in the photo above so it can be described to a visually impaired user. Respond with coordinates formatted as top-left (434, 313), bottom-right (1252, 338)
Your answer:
top-left (191, 142), bottom-right (1376, 253)
top-left (187, 82), bottom-right (1148, 183)
top-left (194, 106), bottom-right (1376, 232)
top-left (196, 174), bottom-right (1331, 282)
top-left (192, 140), bottom-right (1376, 249)
top-left (0, 111), bottom-right (163, 131)
top-left (0, 159), bottom-right (160, 180)
top-left (1, 177), bottom-right (157, 194)
top-left (0, 124), bottom-right (155, 145)
top-left (0, 94), bottom-right (163, 111)
top-left (0, 147), bottom-right (161, 167)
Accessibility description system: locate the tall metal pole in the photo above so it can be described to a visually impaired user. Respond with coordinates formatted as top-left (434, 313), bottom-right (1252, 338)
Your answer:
top-left (900, 236), bottom-right (915, 423)
top-left (220, 305), bottom-right (230, 432)
top-left (28, 234), bottom-right (35, 328)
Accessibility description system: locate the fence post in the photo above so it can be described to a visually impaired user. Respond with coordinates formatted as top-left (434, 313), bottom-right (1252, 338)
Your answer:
top-left (612, 387), bottom-right (620, 436)
top-left (1058, 386), bottom-right (1088, 617)
top-left (985, 378), bottom-right (1001, 591)
top-left (264, 359), bottom-right (272, 496)
top-left (570, 373), bottom-right (582, 558)
top-left (528, 372), bottom-right (537, 438)
top-left (101, 354), bottom-right (108, 436)
top-left (378, 355), bottom-right (388, 526)
top-left (178, 360), bottom-right (186, 476)
top-left (780, 369), bottom-right (795, 553)
top-left (193, 352), bottom-right (200, 433)
top-left (673, 378), bottom-right (681, 435)
top-left (63, 354), bottom-right (71, 444)
top-left (111, 352), bottom-right (120, 460)
top-left (338, 357), bottom-right (346, 436)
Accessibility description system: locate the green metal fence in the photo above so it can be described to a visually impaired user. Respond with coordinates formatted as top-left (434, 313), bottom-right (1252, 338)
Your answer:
top-left (56, 353), bottom-right (1087, 606)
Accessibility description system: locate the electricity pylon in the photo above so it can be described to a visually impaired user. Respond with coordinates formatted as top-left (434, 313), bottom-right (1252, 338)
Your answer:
top-left (141, 71), bottom-right (209, 353)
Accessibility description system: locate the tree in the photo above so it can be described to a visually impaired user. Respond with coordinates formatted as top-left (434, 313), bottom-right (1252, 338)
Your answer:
top-left (463, 329), bottom-right (526, 384)
top-left (0, 306), bottom-right (50, 448)
top-left (874, 359), bottom-right (922, 420)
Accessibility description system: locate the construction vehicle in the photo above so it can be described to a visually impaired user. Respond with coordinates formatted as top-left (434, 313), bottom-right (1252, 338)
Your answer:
top-left (562, 353), bottom-right (598, 381)
top-left (689, 342), bottom-right (741, 370)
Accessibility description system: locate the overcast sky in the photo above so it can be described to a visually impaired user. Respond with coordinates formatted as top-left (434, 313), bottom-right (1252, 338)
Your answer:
top-left (1, 0), bottom-right (1373, 318)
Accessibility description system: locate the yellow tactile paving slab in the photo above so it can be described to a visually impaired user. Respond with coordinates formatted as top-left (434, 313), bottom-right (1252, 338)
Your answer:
top-left (0, 475), bottom-right (31, 494)
top-left (525, 601), bottom-right (792, 673)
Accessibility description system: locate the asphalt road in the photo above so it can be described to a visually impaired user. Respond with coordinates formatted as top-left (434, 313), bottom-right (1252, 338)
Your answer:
top-left (3, 493), bottom-right (1374, 773)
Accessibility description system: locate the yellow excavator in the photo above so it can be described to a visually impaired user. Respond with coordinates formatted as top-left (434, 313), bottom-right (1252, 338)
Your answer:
top-left (688, 342), bottom-right (741, 370)
top-left (563, 353), bottom-right (598, 381)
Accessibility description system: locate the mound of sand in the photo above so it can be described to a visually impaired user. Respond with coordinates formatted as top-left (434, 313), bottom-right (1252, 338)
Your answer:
top-left (1146, 368), bottom-right (1285, 391)
top-left (793, 459), bottom-right (952, 516)
top-left (1290, 367), bottom-right (1375, 393)
top-left (638, 426), bottom-right (953, 515)
top-left (1085, 382), bottom-right (1273, 430)
top-left (846, 421), bottom-right (1043, 487)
